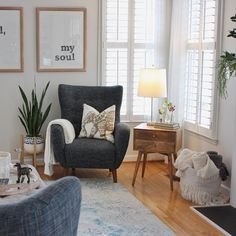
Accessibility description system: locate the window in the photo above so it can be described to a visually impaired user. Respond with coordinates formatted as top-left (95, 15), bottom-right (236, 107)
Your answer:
top-left (101, 0), bottom-right (156, 121)
top-left (184, 0), bottom-right (220, 139)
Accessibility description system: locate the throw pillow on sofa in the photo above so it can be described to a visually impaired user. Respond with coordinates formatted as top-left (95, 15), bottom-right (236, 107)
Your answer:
top-left (79, 104), bottom-right (116, 143)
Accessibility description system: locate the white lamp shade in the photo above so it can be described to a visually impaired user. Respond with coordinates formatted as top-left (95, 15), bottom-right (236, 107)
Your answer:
top-left (138, 68), bottom-right (167, 98)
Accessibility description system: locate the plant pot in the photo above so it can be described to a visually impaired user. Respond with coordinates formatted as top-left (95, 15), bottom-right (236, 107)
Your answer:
top-left (24, 136), bottom-right (44, 154)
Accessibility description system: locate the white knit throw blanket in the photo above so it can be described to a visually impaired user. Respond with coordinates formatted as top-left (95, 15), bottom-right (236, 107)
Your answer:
top-left (44, 119), bottom-right (75, 176)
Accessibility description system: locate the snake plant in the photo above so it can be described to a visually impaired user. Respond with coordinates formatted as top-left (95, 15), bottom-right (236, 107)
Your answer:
top-left (18, 82), bottom-right (52, 137)
top-left (217, 14), bottom-right (236, 98)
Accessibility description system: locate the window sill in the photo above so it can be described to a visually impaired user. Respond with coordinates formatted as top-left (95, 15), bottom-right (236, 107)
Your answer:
top-left (184, 128), bottom-right (218, 145)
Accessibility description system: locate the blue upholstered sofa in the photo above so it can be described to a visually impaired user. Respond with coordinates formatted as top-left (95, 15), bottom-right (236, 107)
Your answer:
top-left (0, 176), bottom-right (81, 236)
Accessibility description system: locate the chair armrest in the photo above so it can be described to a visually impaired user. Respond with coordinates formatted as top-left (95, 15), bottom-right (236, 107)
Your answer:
top-left (114, 122), bottom-right (130, 168)
top-left (51, 124), bottom-right (66, 166)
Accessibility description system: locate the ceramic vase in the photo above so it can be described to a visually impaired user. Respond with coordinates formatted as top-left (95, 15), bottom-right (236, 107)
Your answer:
top-left (24, 136), bottom-right (44, 154)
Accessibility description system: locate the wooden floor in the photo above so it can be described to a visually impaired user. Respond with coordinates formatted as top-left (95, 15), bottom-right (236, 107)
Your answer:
top-left (37, 161), bottom-right (223, 236)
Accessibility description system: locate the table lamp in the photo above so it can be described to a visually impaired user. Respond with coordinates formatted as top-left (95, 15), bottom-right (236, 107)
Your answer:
top-left (138, 68), bottom-right (167, 126)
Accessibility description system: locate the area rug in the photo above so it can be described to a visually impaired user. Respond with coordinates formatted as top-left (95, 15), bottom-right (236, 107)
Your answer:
top-left (77, 178), bottom-right (175, 236)
top-left (191, 205), bottom-right (235, 236)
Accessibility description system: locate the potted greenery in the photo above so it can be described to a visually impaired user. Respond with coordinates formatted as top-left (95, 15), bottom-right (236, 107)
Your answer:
top-left (218, 14), bottom-right (236, 98)
top-left (18, 81), bottom-right (51, 154)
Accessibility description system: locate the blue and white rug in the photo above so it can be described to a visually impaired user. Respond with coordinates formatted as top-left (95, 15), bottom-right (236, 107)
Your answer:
top-left (78, 178), bottom-right (175, 236)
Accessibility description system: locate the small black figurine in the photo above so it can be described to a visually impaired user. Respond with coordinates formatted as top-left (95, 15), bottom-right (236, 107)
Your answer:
top-left (14, 163), bottom-right (32, 184)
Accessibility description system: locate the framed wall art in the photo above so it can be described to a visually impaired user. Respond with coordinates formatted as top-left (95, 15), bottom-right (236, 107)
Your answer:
top-left (36, 8), bottom-right (87, 72)
top-left (0, 7), bottom-right (23, 72)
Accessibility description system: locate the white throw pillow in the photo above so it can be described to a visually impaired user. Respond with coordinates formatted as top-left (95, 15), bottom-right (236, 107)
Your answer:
top-left (79, 104), bottom-right (116, 143)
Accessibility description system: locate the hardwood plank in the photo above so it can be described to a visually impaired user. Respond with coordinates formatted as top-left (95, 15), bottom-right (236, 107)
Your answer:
top-left (37, 162), bottom-right (223, 236)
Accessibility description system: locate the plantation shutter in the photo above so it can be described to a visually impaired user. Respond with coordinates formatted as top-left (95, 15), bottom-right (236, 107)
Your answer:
top-left (102, 0), bottom-right (155, 121)
top-left (184, 0), bottom-right (220, 139)
top-left (103, 0), bottom-right (129, 118)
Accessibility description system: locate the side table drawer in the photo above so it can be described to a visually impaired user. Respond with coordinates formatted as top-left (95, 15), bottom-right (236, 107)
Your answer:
top-left (134, 129), bottom-right (176, 142)
top-left (134, 139), bottom-right (175, 153)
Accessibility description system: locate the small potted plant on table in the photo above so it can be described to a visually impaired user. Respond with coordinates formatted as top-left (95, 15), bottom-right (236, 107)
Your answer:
top-left (18, 81), bottom-right (51, 155)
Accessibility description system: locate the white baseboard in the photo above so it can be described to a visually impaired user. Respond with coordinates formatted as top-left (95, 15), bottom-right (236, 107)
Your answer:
top-left (13, 153), bottom-right (166, 163)
top-left (123, 154), bottom-right (137, 162)
top-left (124, 153), bottom-right (165, 162)
top-left (12, 156), bottom-right (44, 165)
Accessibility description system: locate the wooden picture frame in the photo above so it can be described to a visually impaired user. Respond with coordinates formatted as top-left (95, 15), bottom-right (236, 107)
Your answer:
top-left (36, 7), bottom-right (86, 72)
top-left (0, 7), bottom-right (23, 72)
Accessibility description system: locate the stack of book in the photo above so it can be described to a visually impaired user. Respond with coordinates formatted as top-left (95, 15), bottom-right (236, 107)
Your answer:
top-left (154, 122), bottom-right (180, 130)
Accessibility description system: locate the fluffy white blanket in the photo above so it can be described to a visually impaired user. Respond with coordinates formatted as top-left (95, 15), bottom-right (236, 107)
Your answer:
top-left (174, 148), bottom-right (219, 179)
top-left (44, 119), bottom-right (75, 176)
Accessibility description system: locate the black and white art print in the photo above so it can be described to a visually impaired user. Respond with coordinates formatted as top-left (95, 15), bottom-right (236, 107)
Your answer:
top-left (0, 7), bottom-right (23, 72)
top-left (36, 8), bottom-right (86, 72)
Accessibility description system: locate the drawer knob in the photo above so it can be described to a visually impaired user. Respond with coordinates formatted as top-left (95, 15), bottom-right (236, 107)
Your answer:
top-left (152, 135), bottom-right (156, 138)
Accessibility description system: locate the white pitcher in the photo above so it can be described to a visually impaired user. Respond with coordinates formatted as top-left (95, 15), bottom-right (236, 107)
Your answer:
top-left (0, 151), bottom-right (11, 178)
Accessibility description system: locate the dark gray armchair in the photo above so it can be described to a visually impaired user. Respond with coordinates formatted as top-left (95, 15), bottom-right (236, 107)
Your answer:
top-left (0, 177), bottom-right (81, 236)
top-left (51, 84), bottom-right (130, 182)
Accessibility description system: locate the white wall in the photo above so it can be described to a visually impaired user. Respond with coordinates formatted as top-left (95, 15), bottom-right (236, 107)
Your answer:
top-left (0, 0), bottom-right (99, 159)
top-left (184, 0), bottom-right (236, 188)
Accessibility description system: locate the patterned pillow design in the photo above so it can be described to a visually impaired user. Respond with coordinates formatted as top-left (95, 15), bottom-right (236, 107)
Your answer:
top-left (79, 104), bottom-right (116, 143)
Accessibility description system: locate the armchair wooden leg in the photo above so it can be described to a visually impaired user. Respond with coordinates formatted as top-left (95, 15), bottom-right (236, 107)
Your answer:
top-left (111, 169), bottom-right (117, 183)
top-left (64, 168), bottom-right (69, 176)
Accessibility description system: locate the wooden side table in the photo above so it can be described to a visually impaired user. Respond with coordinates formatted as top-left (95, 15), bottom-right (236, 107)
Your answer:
top-left (132, 123), bottom-right (182, 191)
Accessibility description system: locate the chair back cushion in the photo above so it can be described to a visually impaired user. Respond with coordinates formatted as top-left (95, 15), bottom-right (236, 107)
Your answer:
top-left (59, 84), bottom-right (123, 135)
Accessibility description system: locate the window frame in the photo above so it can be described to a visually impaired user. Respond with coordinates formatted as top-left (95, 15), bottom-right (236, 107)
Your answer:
top-left (100, 0), bottom-right (156, 122)
top-left (183, 0), bottom-right (223, 140)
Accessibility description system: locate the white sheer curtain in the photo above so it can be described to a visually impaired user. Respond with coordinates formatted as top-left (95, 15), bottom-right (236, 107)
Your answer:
top-left (168, 0), bottom-right (188, 123)
top-left (152, 0), bottom-right (172, 121)
top-left (154, 0), bottom-right (172, 68)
